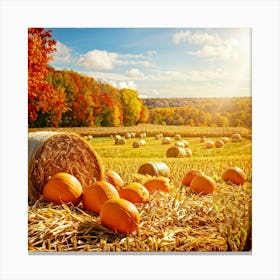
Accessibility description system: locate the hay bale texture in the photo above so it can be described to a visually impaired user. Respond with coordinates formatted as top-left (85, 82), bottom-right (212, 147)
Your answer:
top-left (166, 146), bottom-right (186, 158)
top-left (138, 162), bottom-right (170, 177)
top-left (28, 131), bottom-right (104, 202)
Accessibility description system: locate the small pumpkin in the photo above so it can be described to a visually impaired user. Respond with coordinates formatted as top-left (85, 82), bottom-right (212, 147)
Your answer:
top-left (82, 181), bottom-right (119, 214)
top-left (43, 172), bottom-right (83, 205)
top-left (182, 170), bottom-right (203, 186)
top-left (143, 177), bottom-right (171, 193)
top-left (118, 182), bottom-right (149, 204)
top-left (222, 167), bottom-right (246, 185)
top-left (100, 198), bottom-right (140, 234)
top-left (190, 174), bottom-right (217, 195)
top-left (104, 170), bottom-right (124, 190)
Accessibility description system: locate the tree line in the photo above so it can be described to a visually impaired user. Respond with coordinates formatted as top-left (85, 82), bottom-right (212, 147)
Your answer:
top-left (28, 28), bottom-right (251, 128)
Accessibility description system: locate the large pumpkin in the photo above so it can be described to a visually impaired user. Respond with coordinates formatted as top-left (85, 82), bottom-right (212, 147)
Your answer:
top-left (104, 170), bottom-right (124, 190)
top-left (118, 182), bottom-right (149, 204)
top-left (82, 181), bottom-right (119, 214)
top-left (182, 170), bottom-right (204, 186)
top-left (143, 177), bottom-right (171, 193)
top-left (190, 174), bottom-right (217, 195)
top-left (100, 198), bottom-right (140, 234)
top-left (222, 167), bottom-right (246, 185)
top-left (43, 172), bottom-right (83, 205)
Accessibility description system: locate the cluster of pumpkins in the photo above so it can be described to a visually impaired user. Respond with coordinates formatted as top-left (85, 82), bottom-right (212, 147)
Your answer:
top-left (42, 165), bottom-right (246, 235)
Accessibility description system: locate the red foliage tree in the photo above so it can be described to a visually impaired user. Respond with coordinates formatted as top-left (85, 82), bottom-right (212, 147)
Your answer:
top-left (28, 28), bottom-right (66, 126)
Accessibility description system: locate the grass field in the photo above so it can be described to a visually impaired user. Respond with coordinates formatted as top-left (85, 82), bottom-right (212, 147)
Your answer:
top-left (28, 125), bottom-right (252, 252)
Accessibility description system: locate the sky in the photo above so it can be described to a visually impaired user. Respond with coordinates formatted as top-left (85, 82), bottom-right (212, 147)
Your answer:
top-left (49, 28), bottom-right (251, 99)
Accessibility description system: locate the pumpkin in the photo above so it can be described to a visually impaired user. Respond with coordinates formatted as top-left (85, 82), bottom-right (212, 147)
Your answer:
top-left (182, 170), bottom-right (203, 186)
top-left (82, 181), bottom-right (119, 214)
top-left (143, 177), bottom-right (171, 193)
top-left (190, 174), bottom-right (217, 195)
top-left (43, 172), bottom-right (83, 205)
top-left (100, 198), bottom-right (140, 234)
top-left (118, 182), bottom-right (149, 204)
top-left (222, 167), bottom-right (246, 185)
top-left (104, 170), bottom-right (124, 190)
top-left (138, 162), bottom-right (170, 177)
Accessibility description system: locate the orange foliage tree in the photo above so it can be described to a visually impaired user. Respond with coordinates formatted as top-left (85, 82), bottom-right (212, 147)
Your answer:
top-left (28, 28), bottom-right (66, 127)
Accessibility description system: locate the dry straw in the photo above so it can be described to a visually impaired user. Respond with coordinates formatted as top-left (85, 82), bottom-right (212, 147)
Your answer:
top-left (28, 180), bottom-right (251, 252)
top-left (28, 132), bottom-right (104, 202)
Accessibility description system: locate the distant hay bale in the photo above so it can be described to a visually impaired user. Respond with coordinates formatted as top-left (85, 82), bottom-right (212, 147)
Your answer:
top-left (181, 140), bottom-right (189, 147)
top-left (174, 134), bottom-right (181, 140)
top-left (232, 133), bottom-right (242, 142)
top-left (139, 139), bottom-right (146, 146)
top-left (205, 140), bottom-right (215, 149)
top-left (174, 141), bottom-right (185, 148)
top-left (221, 137), bottom-right (229, 144)
top-left (115, 138), bottom-right (126, 145)
top-left (139, 133), bottom-right (146, 139)
top-left (28, 131), bottom-right (104, 202)
top-left (114, 135), bottom-right (121, 141)
top-left (138, 162), bottom-right (170, 177)
top-left (166, 146), bottom-right (186, 158)
top-left (125, 133), bottom-right (131, 139)
top-left (184, 148), bottom-right (192, 157)
top-left (215, 140), bottom-right (224, 148)
top-left (200, 136), bottom-right (206, 143)
top-left (162, 137), bottom-right (171, 144)
top-left (132, 141), bottom-right (140, 148)
top-left (155, 133), bottom-right (163, 140)
top-left (130, 132), bottom-right (136, 138)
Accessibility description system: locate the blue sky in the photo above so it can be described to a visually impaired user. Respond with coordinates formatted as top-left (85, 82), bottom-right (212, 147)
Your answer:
top-left (49, 28), bottom-right (251, 98)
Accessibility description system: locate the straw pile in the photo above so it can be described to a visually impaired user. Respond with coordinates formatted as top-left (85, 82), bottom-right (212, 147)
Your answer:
top-left (166, 147), bottom-right (186, 158)
top-left (28, 180), bottom-right (251, 252)
top-left (28, 132), bottom-right (104, 202)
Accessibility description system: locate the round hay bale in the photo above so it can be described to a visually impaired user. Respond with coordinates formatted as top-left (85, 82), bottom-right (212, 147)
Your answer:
top-left (114, 135), bottom-right (121, 142)
top-left (115, 138), bottom-right (126, 145)
top-left (215, 140), bottom-right (224, 148)
top-left (138, 162), bottom-right (170, 177)
top-left (28, 131), bottom-right (104, 202)
top-left (184, 148), bottom-right (192, 157)
top-left (139, 139), bottom-right (146, 146)
top-left (200, 136), bottom-right (206, 143)
top-left (182, 140), bottom-right (189, 147)
top-left (174, 134), bottom-right (181, 140)
top-left (162, 137), bottom-right (171, 144)
top-left (232, 133), bottom-right (242, 142)
top-left (132, 141), bottom-right (140, 148)
top-left (166, 146), bottom-right (186, 158)
top-left (221, 137), bottom-right (229, 143)
top-left (174, 141), bottom-right (185, 148)
top-left (125, 133), bottom-right (131, 139)
top-left (130, 132), bottom-right (136, 138)
top-left (205, 140), bottom-right (214, 149)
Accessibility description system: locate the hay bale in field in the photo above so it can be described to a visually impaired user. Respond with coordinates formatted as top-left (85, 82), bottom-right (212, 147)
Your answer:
top-left (184, 148), bottom-right (192, 157)
top-left (215, 140), bottom-right (224, 148)
top-left (200, 136), bottom-right (206, 143)
top-left (139, 139), bottom-right (146, 146)
top-left (28, 131), bottom-right (104, 202)
top-left (221, 137), bottom-right (229, 144)
top-left (114, 135), bottom-right (121, 141)
top-left (139, 132), bottom-right (146, 139)
top-left (166, 146), bottom-right (186, 158)
top-left (232, 133), bottom-right (242, 142)
top-left (174, 134), bottom-right (181, 140)
top-left (174, 141), bottom-right (185, 148)
top-left (130, 132), bottom-right (136, 138)
top-left (205, 140), bottom-right (215, 149)
top-left (115, 138), bottom-right (126, 145)
top-left (181, 140), bottom-right (189, 147)
top-left (132, 141), bottom-right (140, 148)
top-left (162, 137), bottom-right (171, 144)
top-left (125, 133), bottom-right (131, 139)
top-left (138, 162), bottom-right (170, 177)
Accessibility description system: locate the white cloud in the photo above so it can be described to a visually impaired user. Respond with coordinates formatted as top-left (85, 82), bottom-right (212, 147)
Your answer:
top-left (146, 50), bottom-right (157, 57)
top-left (78, 50), bottom-right (118, 70)
top-left (125, 68), bottom-right (144, 78)
top-left (51, 41), bottom-right (72, 64)
top-left (118, 81), bottom-right (137, 90)
top-left (172, 30), bottom-right (245, 61)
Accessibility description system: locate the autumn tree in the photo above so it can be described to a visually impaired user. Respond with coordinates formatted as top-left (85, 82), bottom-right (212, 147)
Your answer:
top-left (28, 28), bottom-right (66, 127)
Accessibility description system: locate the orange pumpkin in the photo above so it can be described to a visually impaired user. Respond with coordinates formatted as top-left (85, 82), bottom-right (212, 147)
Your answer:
top-left (222, 167), bottom-right (246, 185)
top-left (143, 177), bottom-right (171, 193)
top-left (190, 174), bottom-right (217, 195)
top-left (82, 181), bottom-right (119, 214)
top-left (104, 170), bottom-right (124, 190)
top-left (182, 170), bottom-right (203, 186)
top-left (43, 172), bottom-right (83, 205)
top-left (118, 182), bottom-right (149, 204)
top-left (100, 198), bottom-right (140, 234)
